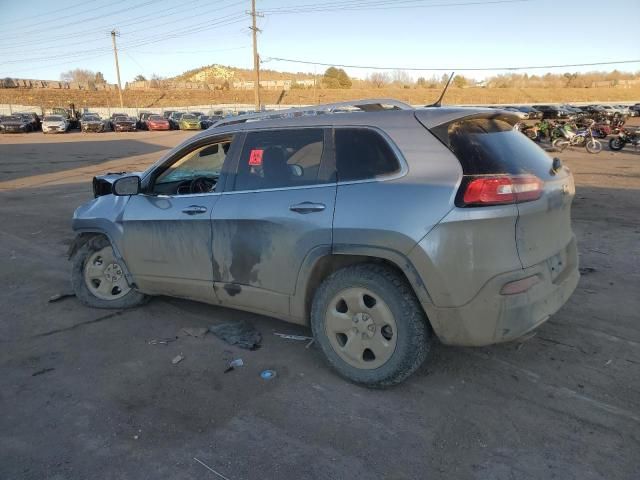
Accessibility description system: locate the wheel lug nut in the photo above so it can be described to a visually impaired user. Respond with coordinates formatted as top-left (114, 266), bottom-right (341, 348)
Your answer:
top-left (368, 325), bottom-right (375, 332)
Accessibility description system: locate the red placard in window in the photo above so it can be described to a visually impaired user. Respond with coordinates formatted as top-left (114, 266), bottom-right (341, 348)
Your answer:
top-left (249, 149), bottom-right (263, 166)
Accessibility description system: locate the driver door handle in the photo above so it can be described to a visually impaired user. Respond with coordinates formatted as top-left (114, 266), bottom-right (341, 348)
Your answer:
top-left (289, 202), bottom-right (326, 214)
top-left (182, 205), bottom-right (207, 215)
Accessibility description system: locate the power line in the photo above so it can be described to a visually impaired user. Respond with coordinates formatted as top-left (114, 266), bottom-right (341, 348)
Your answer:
top-left (0, 10), bottom-right (248, 66)
top-left (0, 0), bottom-right (103, 27)
top-left (260, 0), bottom-right (529, 13)
top-left (262, 57), bottom-right (640, 71)
top-left (0, 0), bottom-right (137, 40)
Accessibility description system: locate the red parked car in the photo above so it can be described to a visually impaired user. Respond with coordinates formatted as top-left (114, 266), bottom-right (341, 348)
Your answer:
top-left (146, 115), bottom-right (171, 131)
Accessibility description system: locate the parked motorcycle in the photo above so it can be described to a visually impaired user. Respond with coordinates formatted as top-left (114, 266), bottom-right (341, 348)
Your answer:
top-left (609, 128), bottom-right (640, 151)
top-left (553, 121), bottom-right (602, 153)
top-left (514, 122), bottom-right (540, 141)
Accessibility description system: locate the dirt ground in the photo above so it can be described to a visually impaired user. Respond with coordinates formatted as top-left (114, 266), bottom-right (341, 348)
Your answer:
top-left (0, 124), bottom-right (638, 479)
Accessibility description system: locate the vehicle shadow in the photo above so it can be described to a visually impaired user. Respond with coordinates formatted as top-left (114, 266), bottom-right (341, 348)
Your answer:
top-left (0, 138), bottom-right (170, 186)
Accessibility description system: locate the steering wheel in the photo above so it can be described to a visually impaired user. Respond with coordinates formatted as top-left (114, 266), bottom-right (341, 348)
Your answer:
top-left (189, 177), bottom-right (215, 194)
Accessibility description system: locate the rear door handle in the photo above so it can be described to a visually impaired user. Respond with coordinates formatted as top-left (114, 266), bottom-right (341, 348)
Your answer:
top-left (182, 205), bottom-right (207, 215)
top-left (289, 202), bottom-right (326, 214)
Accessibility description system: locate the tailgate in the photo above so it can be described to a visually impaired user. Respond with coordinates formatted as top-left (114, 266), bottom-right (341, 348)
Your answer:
top-left (516, 168), bottom-right (575, 268)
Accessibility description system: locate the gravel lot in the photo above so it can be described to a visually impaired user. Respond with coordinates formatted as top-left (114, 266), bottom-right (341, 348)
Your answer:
top-left (0, 126), bottom-right (638, 479)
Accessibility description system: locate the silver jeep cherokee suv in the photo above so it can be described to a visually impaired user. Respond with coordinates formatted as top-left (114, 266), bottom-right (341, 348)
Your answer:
top-left (69, 99), bottom-right (579, 386)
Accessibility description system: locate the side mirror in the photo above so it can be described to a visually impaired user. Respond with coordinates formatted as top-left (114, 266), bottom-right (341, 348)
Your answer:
top-left (113, 175), bottom-right (141, 196)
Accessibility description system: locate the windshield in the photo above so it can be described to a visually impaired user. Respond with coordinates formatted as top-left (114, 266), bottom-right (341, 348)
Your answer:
top-left (115, 116), bottom-right (129, 122)
top-left (44, 116), bottom-right (63, 121)
top-left (83, 116), bottom-right (99, 121)
top-left (2, 116), bottom-right (21, 121)
top-left (149, 115), bottom-right (164, 120)
top-left (182, 114), bottom-right (197, 120)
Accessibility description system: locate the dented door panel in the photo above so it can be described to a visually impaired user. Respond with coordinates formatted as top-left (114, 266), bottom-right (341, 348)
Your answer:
top-left (121, 193), bottom-right (220, 303)
top-left (211, 185), bottom-right (336, 315)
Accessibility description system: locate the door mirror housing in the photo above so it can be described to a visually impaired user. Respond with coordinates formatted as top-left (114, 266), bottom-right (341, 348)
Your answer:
top-left (113, 175), bottom-right (141, 196)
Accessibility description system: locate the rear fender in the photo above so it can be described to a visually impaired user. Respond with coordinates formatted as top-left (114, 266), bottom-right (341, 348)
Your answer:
top-left (291, 244), bottom-right (434, 325)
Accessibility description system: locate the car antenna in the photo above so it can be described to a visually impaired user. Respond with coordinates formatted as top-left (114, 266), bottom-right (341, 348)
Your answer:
top-left (426, 71), bottom-right (455, 108)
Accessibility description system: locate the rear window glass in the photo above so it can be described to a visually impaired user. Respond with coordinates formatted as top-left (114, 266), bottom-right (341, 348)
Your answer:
top-left (233, 128), bottom-right (329, 191)
top-left (335, 128), bottom-right (400, 181)
top-left (445, 118), bottom-right (553, 179)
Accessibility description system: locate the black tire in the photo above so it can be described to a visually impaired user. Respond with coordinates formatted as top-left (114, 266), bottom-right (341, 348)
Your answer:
top-left (311, 263), bottom-right (431, 387)
top-left (609, 137), bottom-right (625, 151)
top-left (71, 235), bottom-right (148, 309)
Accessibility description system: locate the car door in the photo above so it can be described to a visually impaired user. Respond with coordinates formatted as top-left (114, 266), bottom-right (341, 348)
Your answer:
top-left (120, 134), bottom-right (239, 304)
top-left (211, 127), bottom-right (336, 318)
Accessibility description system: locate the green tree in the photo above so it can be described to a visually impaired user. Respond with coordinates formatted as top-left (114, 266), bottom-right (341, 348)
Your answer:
top-left (134, 74), bottom-right (147, 82)
top-left (322, 67), bottom-right (352, 89)
top-left (452, 75), bottom-right (468, 88)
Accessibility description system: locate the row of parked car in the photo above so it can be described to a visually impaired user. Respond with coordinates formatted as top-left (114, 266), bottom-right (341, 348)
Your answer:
top-left (0, 110), bottom-right (228, 134)
top-left (490, 103), bottom-right (640, 120)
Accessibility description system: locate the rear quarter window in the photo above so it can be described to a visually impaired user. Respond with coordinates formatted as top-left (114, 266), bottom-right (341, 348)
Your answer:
top-left (444, 118), bottom-right (554, 180)
top-left (335, 128), bottom-right (400, 181)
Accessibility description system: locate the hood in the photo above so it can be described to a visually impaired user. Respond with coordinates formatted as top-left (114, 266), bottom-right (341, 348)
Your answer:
top-left (2, 119), bottom-right (26, 126)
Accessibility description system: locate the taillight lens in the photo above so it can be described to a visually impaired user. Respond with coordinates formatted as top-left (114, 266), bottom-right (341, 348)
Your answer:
top-left (461, 174), bottom-right (543, 206)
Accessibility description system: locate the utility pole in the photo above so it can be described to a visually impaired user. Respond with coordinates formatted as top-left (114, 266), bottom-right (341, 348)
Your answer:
top-left (248, 0), bottom-right (263, 111)
top-left (110, 30), bottom-right (124, 109)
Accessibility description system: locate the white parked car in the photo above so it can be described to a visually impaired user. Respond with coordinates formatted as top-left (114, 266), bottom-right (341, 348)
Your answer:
top-left (42, 115), bottom-right (69, 134)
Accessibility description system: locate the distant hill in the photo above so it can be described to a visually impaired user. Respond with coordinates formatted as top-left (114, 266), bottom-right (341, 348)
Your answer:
top-left (172, 64), bottom-right (316, 84)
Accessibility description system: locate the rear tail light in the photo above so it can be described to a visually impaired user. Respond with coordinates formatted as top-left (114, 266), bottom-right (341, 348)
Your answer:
top-left (460, 174), bottom-right (543, 206)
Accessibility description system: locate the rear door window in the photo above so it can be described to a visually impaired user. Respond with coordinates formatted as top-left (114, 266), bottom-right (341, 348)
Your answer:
top-left (334, 128), bottom-right (401, 181)
top-left (232, 128), bottom-right (331, 191)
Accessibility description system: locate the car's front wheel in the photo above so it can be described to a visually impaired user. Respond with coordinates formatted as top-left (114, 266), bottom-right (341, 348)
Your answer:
top-left (311, 264), bottom-right (431, 387)
top-left (71, 235), bottom-right (148, 309)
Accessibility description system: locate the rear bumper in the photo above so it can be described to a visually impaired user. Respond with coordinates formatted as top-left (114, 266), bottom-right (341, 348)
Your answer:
top-left (424, 237), bottom-right (579, 347)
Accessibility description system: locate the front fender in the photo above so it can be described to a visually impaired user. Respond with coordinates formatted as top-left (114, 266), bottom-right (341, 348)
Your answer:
top-left (71, 194), bottom-right (133, 281)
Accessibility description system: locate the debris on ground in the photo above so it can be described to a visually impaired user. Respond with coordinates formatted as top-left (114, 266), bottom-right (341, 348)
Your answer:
top-left (260, 369), bottom-right (276, 380)
top-left (48, 292), bottom-right (75, 303)
top-left (171, 354), bottom-right (184, 365)
top-left (32, 367), bottom-right (55, 377)
top-left (579, 267), bottom-right (597, 275)
top-left (515, 331), bottom-right (537, 351)
top-left (274, 332), bottom-right (313, 341)
top-left (193, 457), bottom-right (232, 480)
top-left (224, 358), bottom-right (244, 374)
top-left (148, 337), bottom-right (178, 346)
top-left (181, 327), bottom-right (208, 338)
top-left (209, 321), bottom-right (261, 350)
top-left (273, 332), bottom-right (315, 349)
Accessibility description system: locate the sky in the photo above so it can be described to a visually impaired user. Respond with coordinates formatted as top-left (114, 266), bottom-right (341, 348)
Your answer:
top-left (0, 0), bottom-right (639, 84)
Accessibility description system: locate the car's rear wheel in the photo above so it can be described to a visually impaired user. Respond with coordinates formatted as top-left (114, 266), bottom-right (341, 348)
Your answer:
top-left (71, 235), bottom-right (148, 309)
top-left (311, 264), bottom-right (431, 387)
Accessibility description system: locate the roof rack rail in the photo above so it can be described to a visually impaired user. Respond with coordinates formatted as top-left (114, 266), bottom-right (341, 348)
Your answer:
top-left (210, 98), bottom-right (413, 128)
